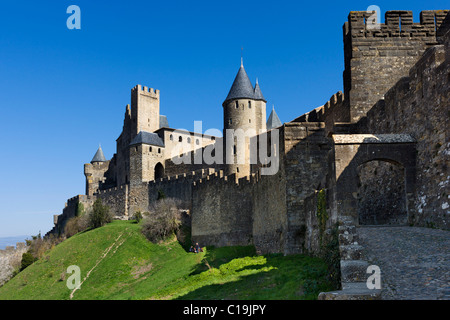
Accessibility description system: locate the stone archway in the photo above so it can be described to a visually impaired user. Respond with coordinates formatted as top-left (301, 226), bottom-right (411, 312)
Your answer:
top-left (154, 162), bottom-right (164, 180)
top-left (330, 134), bottom-right (416, 226)
top-left (356, 159), bottom-right (407, 225)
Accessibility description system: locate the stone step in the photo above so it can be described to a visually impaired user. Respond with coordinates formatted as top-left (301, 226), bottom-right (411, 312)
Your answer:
top-left (340, 244), bottom-right (364, 260)
top-left (318, 282), bottom-right (381, 300)
top-left (338, 230), bottom-right (359, 246)
top-left (340, 260), bottom-right (369, 282)
top-left (338, 224), bottom-right (356, 235)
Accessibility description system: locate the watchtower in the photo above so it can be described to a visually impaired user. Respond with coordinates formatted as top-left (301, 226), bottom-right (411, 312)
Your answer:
top-left (131, 84), bottom-right (160, 137)
top-left (343, 10), bottom-right (449, 123)
top-left (222, 61), bottom-right (267, 177)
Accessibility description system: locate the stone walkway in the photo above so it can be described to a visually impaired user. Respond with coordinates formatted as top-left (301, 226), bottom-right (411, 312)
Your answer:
top-left (357, 226), bottom-right (450, 300)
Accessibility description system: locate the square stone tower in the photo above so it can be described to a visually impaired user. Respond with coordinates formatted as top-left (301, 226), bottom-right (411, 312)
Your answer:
top-left (131, 85), bottom-right (160, 136)
top-left (343, 10), bottom-right (449, 123)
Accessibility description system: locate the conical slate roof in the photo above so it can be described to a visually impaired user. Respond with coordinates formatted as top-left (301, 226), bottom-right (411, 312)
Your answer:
top-left (223, 64), bottom-right (255, 105)
top-left (159, 115), bottom-right (169, 128)
top-left (91, 145), bottom-right (106, 163)
top-left (267, 106), bottom-right (282, 130)
top-left (253, 78), bottom-right (266, 101)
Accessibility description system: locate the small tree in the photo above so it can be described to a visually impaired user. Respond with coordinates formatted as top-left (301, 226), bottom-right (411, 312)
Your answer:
top-left (89, 198), bottom-right (112, 229)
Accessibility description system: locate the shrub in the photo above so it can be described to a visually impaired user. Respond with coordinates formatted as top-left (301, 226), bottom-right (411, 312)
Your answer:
top-left (64, 214), bottom-right (89, 238)
top-left (23, 233), bottom-right (64, 263)
top-left (132, 210), bottom-right (143, 223)
top-left (157, 189), bottom-right (166, 200)
top-left (141, 198), bottom-right (183, 243)
top-left (89, 198), bottom-right (112, 229)
top-left (20, 252), bottom-right (36, 271)
top-left (76, 202), bottom-right (85, 217)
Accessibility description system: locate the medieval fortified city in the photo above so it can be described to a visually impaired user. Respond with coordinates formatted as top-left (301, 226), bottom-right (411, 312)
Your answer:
top-left (0, 4), bottom-right (449, 307)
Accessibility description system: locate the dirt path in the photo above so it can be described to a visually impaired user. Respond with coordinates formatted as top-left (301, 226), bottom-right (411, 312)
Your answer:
top-left (69, 232), bottom-right (125, 299)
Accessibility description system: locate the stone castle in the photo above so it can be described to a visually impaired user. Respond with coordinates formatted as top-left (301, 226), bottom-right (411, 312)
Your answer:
top-left (49, 10), bottom-right (449, 257)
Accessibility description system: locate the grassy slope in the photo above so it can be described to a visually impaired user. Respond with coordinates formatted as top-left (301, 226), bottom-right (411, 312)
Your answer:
top-left (0, 221), bottom-right (333, 300)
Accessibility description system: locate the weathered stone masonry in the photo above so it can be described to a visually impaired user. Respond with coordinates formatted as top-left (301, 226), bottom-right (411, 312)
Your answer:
top-left (48, 10), bottom-right (449, 264)
top-left (0, 242), bottom-right (28, 287)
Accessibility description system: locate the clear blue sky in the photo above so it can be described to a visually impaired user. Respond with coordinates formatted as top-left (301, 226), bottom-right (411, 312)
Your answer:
top-left (0, 0), bottom-right (447, 237)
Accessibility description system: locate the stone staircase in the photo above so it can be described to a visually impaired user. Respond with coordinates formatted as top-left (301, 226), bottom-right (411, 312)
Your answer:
top-left (318, 216), bottom-right (381, 300)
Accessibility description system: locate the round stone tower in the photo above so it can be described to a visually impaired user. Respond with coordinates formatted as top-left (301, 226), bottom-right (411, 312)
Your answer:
top-left (222, 60), bottom-right (267, 178)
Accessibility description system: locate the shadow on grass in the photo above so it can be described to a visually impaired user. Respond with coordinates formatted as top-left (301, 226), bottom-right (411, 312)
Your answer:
top-left (178, 249), bottom-right (334, 300)
top-left (189, 245), bottom-right (257, 275)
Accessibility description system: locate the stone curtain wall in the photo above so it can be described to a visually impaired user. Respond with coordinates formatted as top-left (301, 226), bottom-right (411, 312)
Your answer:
top-left (97, 185), bottom-right (129, 218)
top-left (47, 195), bottom-right (95, 236)
top-left (358, 31), bottom-right (450, 229)
top-left (283, 123), bottom-right (333, 254)
top-left (191, 173), bottom-right (254, 248)
top-left (0, 243), bottom-right (28, 287)
top-left (252, 171), bottom-right (287, 254)
top-left (104, 169), bottom-right (216, 218)
top-left (189, 123), bottom-right (334, 255)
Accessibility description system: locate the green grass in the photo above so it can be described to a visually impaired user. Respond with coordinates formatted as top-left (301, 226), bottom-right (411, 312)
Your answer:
top-left (0, 220), bottom-right (334, 300)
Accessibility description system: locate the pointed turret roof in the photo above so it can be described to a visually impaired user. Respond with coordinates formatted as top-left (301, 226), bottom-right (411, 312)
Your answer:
top-left (159, 115), bottom-right (169, 128)
top-left (267, 105), bottom-right (282, 130)
top-left (253, 78), bottom-right (266, 102)
top-left (91, 145), bottom-right (106, 163)
top-left (223, 62), bottom-right (256, 105)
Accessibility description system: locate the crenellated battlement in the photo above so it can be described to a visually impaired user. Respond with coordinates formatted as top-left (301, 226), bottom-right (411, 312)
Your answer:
top-left (193, 169), bottom-right (262, 189)
top-left (65, 194), bottom-right (94, 206)
top-left (291, 91), bottom-right (346, 125)
top-left (131, 84), bottom-right (160, 98)
top-left (343, 9), bottom-right (449, 123)
top-left (95, 169), bottom-right (221, 197)
top-left (345, 10), bottom-right (449, 39)
top-left (149, 168), bottom-right (217, 187)
top-left (96, 184), bottom-right (127, 195)
top-left (322, 91), bottom-right (344, 117)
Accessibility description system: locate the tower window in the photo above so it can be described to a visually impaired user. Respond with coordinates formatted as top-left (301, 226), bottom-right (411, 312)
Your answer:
top-left (248, 101), bottom-right (251, 109)
top-left (170, 134), bottom-right (173, 141)
top-left (187, 137), bottom-right (191, 143)
top-left (179, 136), bottom-right (182, 142)
top-left (229, 118), bottom-right (232, 125)
top-left (158, 148), bottom-right (161, 154)
top-left (149, 146), bottom-right (152, 152)
top-left (235, 101), bottom-right (239, 109)
top-left (196, 139), bottom-right (200, 145)
top-left (249, 119), bottom-right (251, 123)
